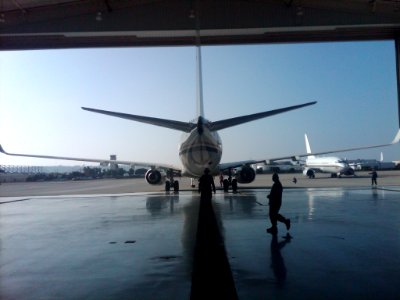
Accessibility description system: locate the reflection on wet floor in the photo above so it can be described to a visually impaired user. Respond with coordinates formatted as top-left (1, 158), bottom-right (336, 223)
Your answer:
top-left (191, 195), bottom-right (238, 300)
top-left (270, 233), bottom-right (292, 288)
top-left (1, 187), bottom-right (400, 299)
top-left (214, 188), bottom-right (400, 299)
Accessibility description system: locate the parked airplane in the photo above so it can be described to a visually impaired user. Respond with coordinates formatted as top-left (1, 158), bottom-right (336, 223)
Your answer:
top-left (348, 152), bottom-right (396, 171)
top-left (1, 45), bottom-right (399, 190)
top-left (301, 133), bottom-right (398, 178)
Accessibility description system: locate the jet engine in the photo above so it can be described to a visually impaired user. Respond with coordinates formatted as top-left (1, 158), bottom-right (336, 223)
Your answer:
top-left (342, 168), bottom-right (355, 176)
top-left (236, 166), bottom-right (256, 183)
top-left (145, 169), bottom-right (165, 185)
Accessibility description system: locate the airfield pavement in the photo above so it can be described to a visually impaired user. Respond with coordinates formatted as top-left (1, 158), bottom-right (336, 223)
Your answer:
top-left (1, 170), bottom-right (400, 197)
top-left (1, 170), bottom-right (400, 299)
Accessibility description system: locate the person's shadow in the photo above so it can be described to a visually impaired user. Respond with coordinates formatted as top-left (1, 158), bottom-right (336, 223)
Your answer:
top-left (270, 233), bottom-right (292, 287)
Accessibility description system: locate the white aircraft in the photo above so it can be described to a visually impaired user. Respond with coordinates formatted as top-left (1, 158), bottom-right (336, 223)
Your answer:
top-left (348, 152), bottom-right (396, 171)
top-left (301, 133), bottom-right (399, 178)
top-left (1, 45), bottom-right (399, 191)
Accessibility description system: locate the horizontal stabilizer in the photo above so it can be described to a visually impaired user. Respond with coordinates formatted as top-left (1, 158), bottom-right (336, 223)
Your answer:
top-left (210, 101), bottom-right (316, 131)
top-left (82, 107), bottom-right (195, 132)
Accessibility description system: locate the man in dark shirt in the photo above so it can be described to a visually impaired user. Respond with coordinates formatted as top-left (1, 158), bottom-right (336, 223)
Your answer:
top-left (370, 169), bottom-right (378, 186)
top-left (198, 168), bottom-right (216, 200)
top-left (267, 173), bottom-right (291, 234)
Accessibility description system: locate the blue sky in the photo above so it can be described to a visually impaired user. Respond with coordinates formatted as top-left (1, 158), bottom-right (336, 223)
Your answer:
top-left (0, 41), bottom-right (399, 167)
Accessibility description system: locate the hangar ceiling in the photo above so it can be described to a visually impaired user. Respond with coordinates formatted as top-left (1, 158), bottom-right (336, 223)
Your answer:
top-left (0, 0), bottom-right (399, 50)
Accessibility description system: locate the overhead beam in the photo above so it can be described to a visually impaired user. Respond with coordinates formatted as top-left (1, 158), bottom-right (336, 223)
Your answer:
top-left (1, 25), bottom-right (400, 51)
top-left (0, 0), bottom-right (399, 50)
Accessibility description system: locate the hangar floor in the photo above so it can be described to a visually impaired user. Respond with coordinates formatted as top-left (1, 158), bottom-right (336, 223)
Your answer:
top-left (1, 187), bottom-right (399, 299)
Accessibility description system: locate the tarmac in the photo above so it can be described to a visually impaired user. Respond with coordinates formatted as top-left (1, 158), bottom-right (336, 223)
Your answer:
top-left (1, 171), bottom-right (400, 197)
top-left (1, 171), bottom-right (400, 299)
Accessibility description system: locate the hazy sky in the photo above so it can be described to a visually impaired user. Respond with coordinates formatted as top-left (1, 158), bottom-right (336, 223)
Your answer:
top-left (0, 41), bottom-right (399, 167)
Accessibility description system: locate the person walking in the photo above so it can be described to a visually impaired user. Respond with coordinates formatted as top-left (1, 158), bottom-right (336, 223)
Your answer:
top-left (198, 168), bottom-right (216, 200)
top-left (267, 173), bottom-right (291, 234)
top-left (370, 169), bottom-right (378, 186)
top-left (219, 172), bottom-right (224, 187)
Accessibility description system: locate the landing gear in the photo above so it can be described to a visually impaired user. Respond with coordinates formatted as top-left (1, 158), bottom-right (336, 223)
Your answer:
top-left (165, 180), bottom-right (180, 192)
top-left (223, 179), bottom-right (229, 192)
top-left (165, 169), bottom-right (180, 192)
top-left (173, 180), bottom-right (179, 192)
top-left (231, 179), bottom-right (238, 193)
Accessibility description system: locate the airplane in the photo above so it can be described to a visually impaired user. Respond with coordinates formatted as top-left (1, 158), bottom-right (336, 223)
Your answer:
top-left (302, 133), bottom-right (354, 178)
top-left (348, 152), bottom-right (396, 171)
top-left (301, 133), bottom-right (399, 178)
top-left (1, 44), bottom-right (400, 191)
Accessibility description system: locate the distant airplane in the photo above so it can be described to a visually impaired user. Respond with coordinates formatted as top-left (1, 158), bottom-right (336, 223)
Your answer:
top-left (302, 134), bottom-right (354, 178)
top-left (301, 133), bottom-right (400, 178)
top-left (1, 44), bottom-right (399, 191)
top-left (348, 152), bottom-right (396, 171)
top-left (378, 152), bottom-right (396, 170)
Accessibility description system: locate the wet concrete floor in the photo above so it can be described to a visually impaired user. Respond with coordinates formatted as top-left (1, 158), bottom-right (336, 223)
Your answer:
top-left (1, 187), bottom-right (400, 299)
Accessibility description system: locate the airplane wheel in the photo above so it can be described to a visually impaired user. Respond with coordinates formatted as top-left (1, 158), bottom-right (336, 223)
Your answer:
top-left (173, 180), bottom-right (179, 192)
top-left (165, 180), bottom-right (171, 192)
top-left (231, 179), bottom-right (238, 193)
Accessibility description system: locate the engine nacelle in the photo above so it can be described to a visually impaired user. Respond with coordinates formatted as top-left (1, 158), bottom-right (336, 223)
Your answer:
top-left (145, 169), bottom-right (165, 185)
top-left (236, 166), bottom-right (256, 184)
top-left (343, 168), bottom-right (355, 176)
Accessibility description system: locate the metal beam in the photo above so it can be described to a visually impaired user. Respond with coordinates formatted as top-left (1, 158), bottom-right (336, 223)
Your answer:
top-left (396, 38), bottom-right (400, 128)
top-left (0, 0), bottom-right (399, 50)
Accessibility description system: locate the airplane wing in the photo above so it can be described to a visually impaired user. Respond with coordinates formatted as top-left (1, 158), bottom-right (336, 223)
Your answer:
top-left (218, 129), bottom-right (400, 169)
top-left (0, 144), bottom-right (181, 172)
top-left (218, 160), bottom-right (262, 171)
top-left (265, 129), bottom-right (400, 163)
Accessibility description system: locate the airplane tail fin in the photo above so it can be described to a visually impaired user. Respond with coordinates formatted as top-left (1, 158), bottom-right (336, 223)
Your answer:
top-left (196, 44), bottom-right (204, 118)
top-left (304, 134), bottom-right (316, 160)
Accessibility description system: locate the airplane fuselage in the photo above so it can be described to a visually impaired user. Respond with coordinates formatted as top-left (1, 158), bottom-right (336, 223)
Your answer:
top-left (179, 117), bottom-right (222, 177)
top-left (305, 157), bottom-right (354, 176)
